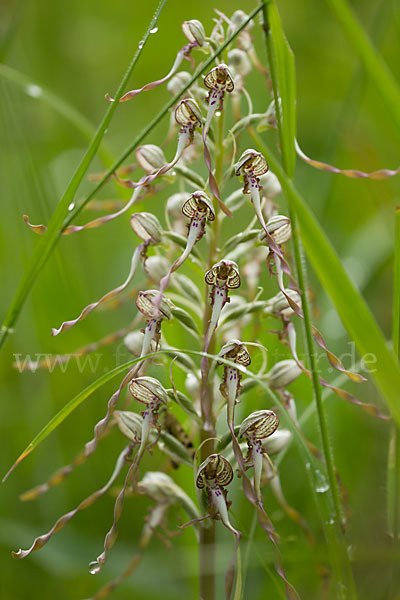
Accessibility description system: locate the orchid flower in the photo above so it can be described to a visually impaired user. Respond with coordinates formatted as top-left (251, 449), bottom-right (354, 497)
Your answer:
top-left (202, 64), bottom-right (234, 216)
top-left (105, 20), bottom-right (206, 103)
top-left (135, 289), bottom-right (172, 366)
top-left (153, 191), bottom-right (215, 311)
top-left (218, 339), bottom-right (251, 430)
top-left (239, 410), bottom-right (280, 503)
top-left (204, 259), bottom-right (241, 350)
top-left (195, 454), bottom-right (239, 538)
top-left (51, 212), bottom-right (162, 336)
top-left (90, 377), bottom-right (169, 575)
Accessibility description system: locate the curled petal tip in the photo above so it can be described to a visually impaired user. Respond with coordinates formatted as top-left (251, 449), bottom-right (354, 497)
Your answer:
top-left (105, 93), bottom-right (115, 102)
top-left (51, 328), bottom-right (59, 337)
top-left (11, 549), bottom-right (23, 559)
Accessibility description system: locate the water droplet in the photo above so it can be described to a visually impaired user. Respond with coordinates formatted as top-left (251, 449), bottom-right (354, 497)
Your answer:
top-left (138, 40), bottom-right (144, 49)
top-left (305, 462), bottom-right (311, 470)
top-left (314, 469), bottom-right (329, 493)
top-left (68, 202), bottom-right (75, 211)
top-left (171, 171), bottom-right (177, 176)
top-left (215, 111), bottom-right (221, 117)
top-left (26, 84), bottom-right (42, 98)
top-left (88, 561), bottom-right (100, 575)
top-left (150, 27), bottom-right (158, 34)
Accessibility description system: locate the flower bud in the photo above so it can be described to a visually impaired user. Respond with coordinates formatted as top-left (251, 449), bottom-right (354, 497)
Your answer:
top-left (267, 359), bottom-right (302, 389)
top-left (136, 289), bottom-right (172, 320)
top-left (138, 472), bottom-right (200, 521)
top-left (135, 144), bottom-right (167, 173)
top-left (182, 19), bottom-right (205, 47)
top-left (143, 255), bottom-right (170, 283)
top-left (205, 259), bottom-right (240, 289)
top-left (262, 429), bottom-right (292, 455)
top-left (167, 193), bottom-right (186, 218)
top-left (175, 98), bottom-right (202, 128)
top-left (266, 288), bottom-right (301, 317)
top-left (130, 212), bottom-right (163, 245)
top-left (259, 171), bottom-right (282, 198)
top-left (196, 454), bottom-right (233, 489)
top-left (124, 330), bottom-right (156, 356)
top-left (239, 410), bottom-right (279, 440)
top-left (182, 190), bottom-right (215, 221)
top-left (230, 10), bottom-right (255, 31)
top-left (167, 71), bottom-right (192, 96)
top-left (113, 410), bottom-right (157, 444)
top-left (129, 376), bottom-right (168, 406)
top-left (228, 48), bottom-right (252, 77)
top-left (259, 215), bottom-right (291, 246)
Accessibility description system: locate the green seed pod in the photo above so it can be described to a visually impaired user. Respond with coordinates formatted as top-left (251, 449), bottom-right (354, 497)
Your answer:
top-left (267, 359), bottom-right (302, 389)
top-left (182, 190), bottom-right (215, 222)
top-left (130, 213), bottom-right (163, 245)
top-left (182, 19), bottom-right (205, 46)
top-left (129, 376), bottom-right (168, 406)
top-left (196, 454), bottom-right (233, 489)
top-left (135, 144), bottom-right (167, 173)
top-left (175, 98), bottom-right (202, 128)
top-left (136, 289), bottom-right (172, 320)
top-left (239, 409), bottom-right (279, 440)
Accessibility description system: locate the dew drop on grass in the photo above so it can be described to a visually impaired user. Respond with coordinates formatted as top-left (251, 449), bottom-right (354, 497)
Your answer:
top-left (88, 561), bottom-right (100, 575)
top-left (138, 40), bottom-right (144, 49)
top-left (150, 27), bottom-right (158, 34)
top-left (68, 202), bottom-right (75, 211)
top-left (26, 84), bottom-right (42, 98)
top-left (314, 469), bottom-right (329, 493)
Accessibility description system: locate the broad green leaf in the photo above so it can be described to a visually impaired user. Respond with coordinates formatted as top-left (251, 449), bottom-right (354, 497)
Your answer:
top-left (263, 0), bottom-right (296, 177)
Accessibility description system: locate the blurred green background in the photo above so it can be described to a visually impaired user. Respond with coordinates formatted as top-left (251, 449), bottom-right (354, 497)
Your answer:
top-left (1, 0), bottom-right (400, 598)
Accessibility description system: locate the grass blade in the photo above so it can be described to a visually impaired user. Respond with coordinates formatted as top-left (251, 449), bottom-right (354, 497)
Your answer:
top-left (0, 64), bottom-right (113, 165)
top-left (252, 132), bottom-right (400, 427)
top-left (326, 0), bottom-right (400, 131)
top-left (0, 0), bottom-right (168, 353)
top-left (262, 0), bottom-right (296, 177)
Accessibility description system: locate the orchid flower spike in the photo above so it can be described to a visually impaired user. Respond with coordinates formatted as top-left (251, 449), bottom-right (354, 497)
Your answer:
top-left (239, 410), bottom-right (280, 502)
top-left (105, 20), bottom-right (205, 103)
top-left (204, 260), bottom-right (240, 349)
top-left (218, 340), bottom-right (251, 429)
top-left (196, 454), bottom-right (239, 537)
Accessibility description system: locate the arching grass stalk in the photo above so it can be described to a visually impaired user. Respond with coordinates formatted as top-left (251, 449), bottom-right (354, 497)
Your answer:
top-left (0, 0), bottom-right (168, 352)
top-left (0, 3), bottom-right (264, 354)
